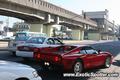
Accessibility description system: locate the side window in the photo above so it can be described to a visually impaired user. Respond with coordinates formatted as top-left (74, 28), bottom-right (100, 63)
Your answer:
top-left (79, 47), bottom-right (87, 54)
top-left (84, 47), bottom-right (98, 54)
top-left (38, 38), bottom-right (44, 44)
top-left (79, 50), bottom-right (87, 54)
top-left (54, 39), bottom-right (62, 45)
top-left (46, 38), bottom-right (54, 45)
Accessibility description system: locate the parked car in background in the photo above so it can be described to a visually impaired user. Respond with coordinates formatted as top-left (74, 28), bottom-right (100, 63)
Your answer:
top-left (8, 31), bottom-right (47, 56)
top-left (16, 37), bottom-right (64, 59)
top-left (0, 60), bottom-right (42, 80)
top-left (3, 36), bottom-right (15, 40)
top-left (0, 35), bottom-right (5, 40)
top-left (33, 45), bottom-right (113, 73)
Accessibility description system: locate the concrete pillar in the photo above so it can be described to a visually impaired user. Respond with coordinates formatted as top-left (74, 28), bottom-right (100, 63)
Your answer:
top-left (54, 16), bottom-right (60, 24)
top-left (45, 13), bottom-right (51, 23)
top-left (80, 30), bottom-right (84, 40)
top-left (29, 24), bottom-right (43, 33)
top-left (71, 30), bottom-right (81, 40)
top-left (43, 25), bottom-right (53, 37)
top-left (30, 23), bottom-right (54, 37)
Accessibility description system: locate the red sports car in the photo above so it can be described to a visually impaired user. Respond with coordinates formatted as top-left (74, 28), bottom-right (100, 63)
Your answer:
top-left (33, 45), bottom-right (113, 73)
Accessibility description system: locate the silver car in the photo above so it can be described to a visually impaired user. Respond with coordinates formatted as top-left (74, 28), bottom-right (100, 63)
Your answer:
top-left (0, 60), bottom-right (42, 80)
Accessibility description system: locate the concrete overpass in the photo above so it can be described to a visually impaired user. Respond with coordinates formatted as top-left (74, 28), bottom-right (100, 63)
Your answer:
top-left (0, 0), bottom-right (97, 40)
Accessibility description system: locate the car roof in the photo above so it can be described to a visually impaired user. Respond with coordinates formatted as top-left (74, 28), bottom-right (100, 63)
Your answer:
top-left (29, 36), bottom-right (47, 38)
top-left (30, 37), bottom-right (60, 40)
top-left (70, 44), bottom-right (90, 47)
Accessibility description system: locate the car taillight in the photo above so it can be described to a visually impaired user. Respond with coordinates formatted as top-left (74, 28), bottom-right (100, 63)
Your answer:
top-left (34, 48), bottom-right (39, 52)
top-left (37, 54), bottom-right (41, 59)
top-left (34, 53), bottom-right (41, 59)
top-left (54, 56), bottom-right (61, 62)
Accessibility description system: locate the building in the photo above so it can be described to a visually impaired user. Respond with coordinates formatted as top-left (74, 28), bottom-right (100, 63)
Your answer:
top-left (12, 22), bottom-right (30, 32)
top-left (0, 21), bottom-right (4, 31)
top-left (0, 21), bottom-right (4, 36)
top-left (84, 9), bottom-right (118, 40)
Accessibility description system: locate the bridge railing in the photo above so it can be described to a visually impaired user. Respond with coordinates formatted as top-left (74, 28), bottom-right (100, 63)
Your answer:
top-left (4, 0), bottom-right (97, 26)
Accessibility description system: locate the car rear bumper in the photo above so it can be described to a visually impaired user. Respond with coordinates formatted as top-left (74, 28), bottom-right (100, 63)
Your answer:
top-left (8, 47), bottom-right (17, 52)
top-left (16, 51), bottom-right (33, 58)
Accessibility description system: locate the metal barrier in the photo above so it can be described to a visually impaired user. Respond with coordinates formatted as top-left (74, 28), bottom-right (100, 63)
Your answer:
top-left (0, 41), bottom-right (9, 48)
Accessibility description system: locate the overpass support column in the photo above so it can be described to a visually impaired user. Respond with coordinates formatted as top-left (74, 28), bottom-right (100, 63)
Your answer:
top-left (29, 24), bottom-right (43, 33)
top-left (29, 24), bottom-right (53, 37)
top-left (43, 25), bottom-right (53, 37)
top-left (80, 30), bottom-right (84, 40)
top-left (71, 29), bottom-right (84, 40)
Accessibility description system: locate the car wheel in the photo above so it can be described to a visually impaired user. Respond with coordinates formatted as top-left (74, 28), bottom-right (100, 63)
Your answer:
top-left (23, 57), bottom-right (30, 61)
top-left (16, 78), bottom-right (29, 80)
top-left (104, 57), bottom-right (111, 68)
top-left (12, 52), bottom-right (16, 57)
top-left (73, 61), bottom-right (83, 73)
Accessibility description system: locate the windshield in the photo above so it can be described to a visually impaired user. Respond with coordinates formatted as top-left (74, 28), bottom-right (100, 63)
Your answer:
top-left (26, 37), bottom-right (46, 44)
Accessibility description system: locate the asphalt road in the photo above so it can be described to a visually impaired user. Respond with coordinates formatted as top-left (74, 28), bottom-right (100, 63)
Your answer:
top-left (0, 41), bottom-right (120, 80)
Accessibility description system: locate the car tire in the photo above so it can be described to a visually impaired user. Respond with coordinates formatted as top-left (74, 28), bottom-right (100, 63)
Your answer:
top-left (16, 78), bottom-right (29, 80)
top-left (12, 51), bottom-right (16, 57)
top-left (73, 61), bottom-right (83, 73)
top-left (104, 57), bottom-right (111, 68)
top-left (23, 57), bottom-right (30, 61)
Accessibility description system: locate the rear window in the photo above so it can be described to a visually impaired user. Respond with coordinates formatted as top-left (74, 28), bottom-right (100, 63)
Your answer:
top-left (26, 37), bottom-right (46, 44)
top-left (16, 33), bottom-right (26, 37)
top-left (15, 33), bottom-right (28, 41)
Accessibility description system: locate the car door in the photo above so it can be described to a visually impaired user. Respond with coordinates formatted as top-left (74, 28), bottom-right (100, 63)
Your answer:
top-left (85, 46), bottom-right (104, 67)
top-left (79, 47), bottom-right (93, 69)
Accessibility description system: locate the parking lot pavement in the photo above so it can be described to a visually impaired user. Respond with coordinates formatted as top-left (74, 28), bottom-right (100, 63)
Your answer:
top-left (0, 40), bottom-right (119, 80)
top-left (88, 53), bottom-right (120, 80)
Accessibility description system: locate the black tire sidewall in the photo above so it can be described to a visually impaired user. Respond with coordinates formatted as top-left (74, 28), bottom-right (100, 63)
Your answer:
top-left (73, 61), bottom-right (83, 73)
top-left (104, 57), bottom-right (111, 68)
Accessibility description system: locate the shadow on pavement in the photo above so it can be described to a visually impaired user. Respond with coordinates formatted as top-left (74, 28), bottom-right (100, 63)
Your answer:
top-left (112, 60), bottom-right (120, 67)
top-left (19, 60), bottom-right (103, 80)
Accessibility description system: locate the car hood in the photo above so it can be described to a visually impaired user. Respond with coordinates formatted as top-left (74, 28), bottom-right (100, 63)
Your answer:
top-left (0, 60), bottom-right (31, 68)
top-left (100, 51), bottom-right (112, 55)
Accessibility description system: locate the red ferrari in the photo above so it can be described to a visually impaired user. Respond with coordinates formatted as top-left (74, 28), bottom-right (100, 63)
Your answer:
top-left (33, 45), bottom-right (113, 73)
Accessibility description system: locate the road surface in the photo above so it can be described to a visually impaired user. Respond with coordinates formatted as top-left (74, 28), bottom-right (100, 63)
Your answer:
top-left (0, 41), bottom-right (119, 80)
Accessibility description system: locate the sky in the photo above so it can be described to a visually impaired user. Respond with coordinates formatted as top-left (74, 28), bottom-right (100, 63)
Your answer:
top-left (47, 0), bottom-right (120, 24)
top-left (0, 0), bottom-right (120, 27)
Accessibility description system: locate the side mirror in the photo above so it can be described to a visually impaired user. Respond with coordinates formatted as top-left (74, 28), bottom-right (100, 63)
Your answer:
top-left (98, 50), bottom-right (101, 53)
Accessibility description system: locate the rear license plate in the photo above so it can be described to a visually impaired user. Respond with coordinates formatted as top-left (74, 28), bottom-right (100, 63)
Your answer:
top-left (16, 51), bottom-right (33, 58)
